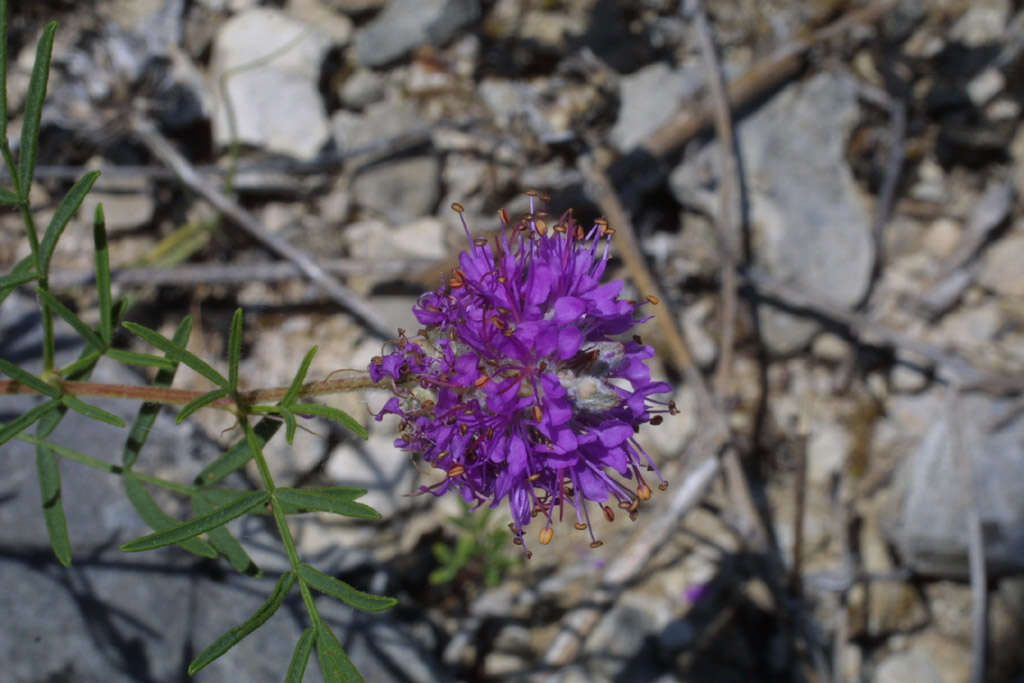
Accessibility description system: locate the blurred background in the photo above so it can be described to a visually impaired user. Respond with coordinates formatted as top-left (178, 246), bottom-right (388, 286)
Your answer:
top-left (1, 0), bottom-right (1023, 681)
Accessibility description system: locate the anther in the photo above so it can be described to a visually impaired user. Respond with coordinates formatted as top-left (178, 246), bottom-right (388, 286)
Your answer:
top-left (646, 295), bottom-right (660, 305)
top-left (603, 506), bottom-right (615, 522)
top-left (526, 189), bottom-right (538, 197)
top-left (474, 237), bottom-right (488, 246)
top-left (650, 416), bottom-right (663, 426)
top-left (535, 220), bottom-right (548, 236)
top-left (532, 404), bottom-right (543, 422)
top-left (498, 207), bottom-right (509, 225)
top-left (637, 484), bottom-right (652, 501)
top-left (659, 481), bottom-right (670, 491)
top-left (450, 202), bottom-right (465, 213)
top-left (539, 527), bottom-right (553, 545)
top-left (590, 540), bottom-right (604, 549)
top-left (447, 464), bottom-right (465, 477)
top-left (574, 522), bottom-right (588, 530)
top-left (474, 375), bottom-right (489, 388)
top-left (529, 473), bottom-right (541, 481)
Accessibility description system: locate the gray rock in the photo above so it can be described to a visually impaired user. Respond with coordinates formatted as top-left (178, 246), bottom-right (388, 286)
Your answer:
top-left (610, 61), bottom-right (701, 152)
top-left (885, 393), bottom-right (1024, 578)
top-left (351, 156), bottom-right (441, 224)
top-left (354, 0), bottom-right (481, 67)
top-left (211, 8), bottom-right (333, 160)
top-left (670, 72), bottom-right (873, 354)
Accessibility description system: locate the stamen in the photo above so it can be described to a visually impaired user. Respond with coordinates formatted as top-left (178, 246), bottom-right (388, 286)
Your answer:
top-left (539, 527), bottom-right (553, 545)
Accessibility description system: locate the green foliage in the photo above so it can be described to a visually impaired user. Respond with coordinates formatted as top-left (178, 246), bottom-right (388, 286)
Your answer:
top-left (430, 500), bottom-right (521, 588)
top-left (0, 4), bottom-right (392, 680)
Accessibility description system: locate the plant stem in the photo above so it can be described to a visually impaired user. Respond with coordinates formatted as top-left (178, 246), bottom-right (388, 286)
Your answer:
top-left (0, 372), bottom-right (381, 409)
top-left (245, 420), bottom-right (323, 627)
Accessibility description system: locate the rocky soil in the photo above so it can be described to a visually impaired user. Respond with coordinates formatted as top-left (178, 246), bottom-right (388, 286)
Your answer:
top-left (1, 0), bottom-right (1023, 682)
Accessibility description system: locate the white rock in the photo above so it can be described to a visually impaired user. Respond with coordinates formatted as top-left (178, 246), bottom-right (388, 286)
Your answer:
top-left (966, 67), bottom-right (1005, 106)
top-left (949, 0), bottom-right (1011, 47)
top-left (211, 8), bottom-right (332, 160)
top-left (872, 649), bottom-right (942, 683)
top-left (610, 62), bottom-right (700, 152)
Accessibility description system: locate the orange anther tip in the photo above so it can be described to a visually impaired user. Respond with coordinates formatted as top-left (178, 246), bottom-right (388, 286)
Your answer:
top-left (451, 202), bottom-right (465, 213)
top-left (539, 527), bottom-right (554, 545)
top-left (447, 464), bottom-right (465, 477)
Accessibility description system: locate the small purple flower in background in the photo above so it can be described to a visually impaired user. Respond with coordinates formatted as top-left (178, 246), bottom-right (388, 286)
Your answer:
top-left (370, 193), bottom-right (676, 555)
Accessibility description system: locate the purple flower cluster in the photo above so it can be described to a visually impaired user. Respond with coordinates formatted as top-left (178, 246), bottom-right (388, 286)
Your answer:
top-left (370, 194), bottom-right (675, 553)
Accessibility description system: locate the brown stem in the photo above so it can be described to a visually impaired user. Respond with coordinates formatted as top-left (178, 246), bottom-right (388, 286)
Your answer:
top-left (0, 371), bottom-right (381, 410)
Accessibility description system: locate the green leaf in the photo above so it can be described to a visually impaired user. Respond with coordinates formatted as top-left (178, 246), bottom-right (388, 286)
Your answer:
top-left (35, 287), bottom-right (105, 351)
top-left (316, 623), bottom-right (362, 683)
top-left (0, 357), bottom-right (60, 398)
top-left (298, 564), bottom-right (396, 613)
top-left (192, 493), bottom-right (261, 576)
top-left (93, 203), bottom-right (112, 344)
top-left (104, 348), bottom-right (176, 372)
top-left (122, 317), bottom-right (192, 468)
top-left (176, 387), bottom-right (229, 424)
top-left (61, 394), bottom-right (125, 427)
top-left (188, 571), bottom-right (296, 675)
top-left (275, 488), bottom-right (380, 520)
top-left (122, 476), bottom-right (217, 559)
top-left (36, 431), bottom-right (71, 566)
top-left (286, 627), bottom-right (316, 683)
top-left (0, 399), bottom-right (60, 446)
top-left (120, 490), bottom-right (269, 552)
top-left (283, 346), bottom-right (317, 405)
top-left (0, 266), bottom-right (35, 290)
top-left (17, 21), bottom-right (57, 200)
top-left (281, 407), bottom-right (298, 445)
top-left (227, 307), bottom-right (243, 391)
top-left (0, 256), bottom-right (36, 305)
top-left (39, 169), bottom-right (102, 274)
top-left (291, 403), bottom-right (367, 439)
top-left (57, 350), bottom-right (103, 380)
top-left (123, 321), bottom-right (228, 388)
top-left (0, 187), bottom-right (17, 204)
top-left (193, 418), bottom-right (280, 486)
